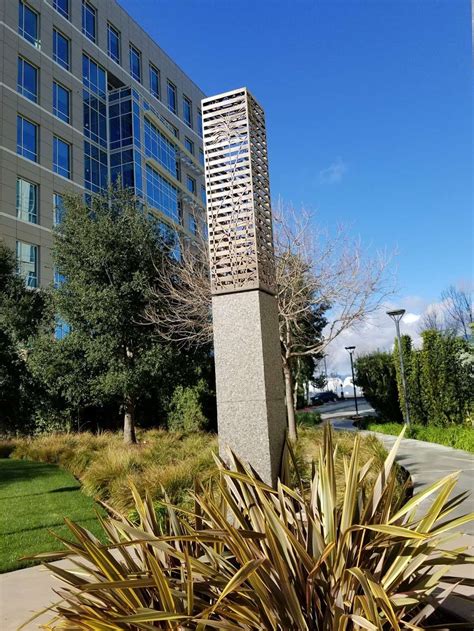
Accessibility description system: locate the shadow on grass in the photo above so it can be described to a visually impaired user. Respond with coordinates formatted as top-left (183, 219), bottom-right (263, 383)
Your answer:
top-left (0, 459), bottom-right (65, 490)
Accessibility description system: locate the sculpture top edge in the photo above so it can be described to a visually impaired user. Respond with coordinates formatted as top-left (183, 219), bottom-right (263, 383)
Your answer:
top-left (201, 87), bottom-right (264, 110)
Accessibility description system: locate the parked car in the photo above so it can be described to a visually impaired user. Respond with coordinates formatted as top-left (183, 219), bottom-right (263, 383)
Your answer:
top-left (311, 391), bottom-right (339, 406)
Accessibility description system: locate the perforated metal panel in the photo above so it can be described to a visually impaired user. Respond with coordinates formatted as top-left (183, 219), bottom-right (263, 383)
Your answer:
top-left (201, 88), bottom-right (276, 295)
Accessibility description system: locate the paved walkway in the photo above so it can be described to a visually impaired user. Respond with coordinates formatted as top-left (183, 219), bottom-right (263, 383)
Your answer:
top-left (330, 415), bottom-right (474, 622)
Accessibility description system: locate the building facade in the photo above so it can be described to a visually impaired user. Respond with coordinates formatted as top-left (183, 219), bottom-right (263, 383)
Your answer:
top-left (0, 0), bottom-right (206, 288)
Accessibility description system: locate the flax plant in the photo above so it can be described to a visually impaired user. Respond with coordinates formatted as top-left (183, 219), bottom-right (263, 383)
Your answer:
top-left (27, 426), bottom-right (472, 630)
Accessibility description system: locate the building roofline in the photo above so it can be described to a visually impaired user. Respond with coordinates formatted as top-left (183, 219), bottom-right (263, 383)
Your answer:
top-left (114, 0), bottom-right (206, 98)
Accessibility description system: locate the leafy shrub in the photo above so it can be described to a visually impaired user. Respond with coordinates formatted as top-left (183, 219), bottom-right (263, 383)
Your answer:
top-left (360, 419), bottom-right (474, 453)
top-left (33, 427), bottom-right (472, 629)
top-left (296, 410), bottom-right (322, 426)
top-left (167, 380), bottom-right (208, 432)
top-left (355, 351), bottom-right (403, 422)
top-left (0, 439), bottom-right (16, 457)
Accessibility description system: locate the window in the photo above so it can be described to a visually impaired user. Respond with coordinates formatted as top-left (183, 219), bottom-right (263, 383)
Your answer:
top-left (201, 185), bottom-right (206, 205)
top-left (184, 137), bottom-right (194, 155)
top-left (55, 317), bottom-right (70, 340)
top-left (82, 54), bottom-right (106, 98)
top-left (183, 96), bottom-right (192, 128)
top-left (197, 110), bottom-right (203, 137)
top-left (53, 29), bottom-right (70, 70)
top-left (149, 64), bottom-right (160, 99)
top-left (144, 118), bottom-right (178, 178)
top-left (167, 81), bottom-right (177, 113)
top-left (189, 214), bottom-right (197, 236)
top-left (17, 115), bottom-right (38, 162)
top-left (82, 1), bottom-right (96, 42)
top-left (199, 148), bottom-right (204, 166)
top-left (16, 241), bottom-right (38, 288)
top-left (53, 193), bottom-right (64, 225)
top-left (53, 0), bottom-right (69, 19)
top-left (18, 1), bottom-right (39, 47)
top-left (54, 269), bottom-right (65, 288)
top-left (53, 136), bottom-right (71, 178)
top-left (129, 45), bottom-right (141, 82)
top-left (84, 141), bottom-right (107, 193)
top-left (107, 23), bottom-right (120, 63)
top-left (16, 178), bottom-right (38, 223)
top-left (53, 82), bottom-right (70, 123)
top-left (145, 165), bottom-right (179, 223)
top-left (186, 175), bottom-right (196, 195)
top-left (17, 57), bottom-right (38, 102)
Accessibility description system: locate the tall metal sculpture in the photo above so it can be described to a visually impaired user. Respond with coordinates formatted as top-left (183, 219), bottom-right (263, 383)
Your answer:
top-left (201, 88), bottom-right (286, 485)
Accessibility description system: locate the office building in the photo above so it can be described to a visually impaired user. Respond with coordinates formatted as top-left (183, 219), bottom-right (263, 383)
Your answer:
top-left (0, 0), bottom-right (206, 288)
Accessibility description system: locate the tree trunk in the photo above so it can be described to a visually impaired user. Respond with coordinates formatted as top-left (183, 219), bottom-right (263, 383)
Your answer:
top-left (283, 360), bottom-right (297, 441)
top-left (123, 398), bottom-right (136, 444)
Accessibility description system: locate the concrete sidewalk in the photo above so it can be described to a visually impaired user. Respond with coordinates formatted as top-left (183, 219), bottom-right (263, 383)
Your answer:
top-left (330, 416), bottom-right (474, 622)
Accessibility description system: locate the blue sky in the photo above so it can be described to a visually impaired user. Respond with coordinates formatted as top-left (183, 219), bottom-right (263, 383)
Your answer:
top-left (120, 0), bottom-right (472, 370)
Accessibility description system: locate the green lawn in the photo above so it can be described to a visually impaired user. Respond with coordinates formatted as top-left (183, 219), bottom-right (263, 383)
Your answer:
top-left (0, 459), bottom-right (104, 573)
top-left (359, 421), bottom-right (474, 453)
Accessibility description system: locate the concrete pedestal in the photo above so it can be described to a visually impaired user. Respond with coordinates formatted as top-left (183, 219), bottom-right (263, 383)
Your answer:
top-left (212, 289), bottom-right (287, 486)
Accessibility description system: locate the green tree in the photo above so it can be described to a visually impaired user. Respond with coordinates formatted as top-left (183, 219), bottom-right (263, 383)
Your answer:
top-left (354, 351), bottom-right (403, 422)
top-left (0, 243), bottom-right (45, 433)
top-left (49, 187), bottom-right (172, 443)
top-left (420, 330), bottom-right (472, 425)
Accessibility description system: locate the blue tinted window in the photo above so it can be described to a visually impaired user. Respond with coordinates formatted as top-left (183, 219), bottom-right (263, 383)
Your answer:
top-left (82, 1), bottom-right (96, 42)
top-left (186, 175), bottom-right (196, 195)
top-left (53, 82), bottom-right (70, 123)
top-left (16, 241), bottom-right (38, 288)
top-left (18, 1), bottom-right (38, 46)
top-left (199, 148), bottom-right (204, 166)
top-left (189, 214), bottom-right (197, 236)
top-left (184, 137), bottom-right (194, 155)
top-left (84, 141), bottom-right (107, 193)
top-left (129, 45), bottom-right (141, 82)
top-left (55, 316), bottom-right (70, 339)
top-left (16, 178), bottom-right (38, 223)
top-left (83, 90), bottom-right (107, 147)
top-left (53, 0), bottom-right (69, 19)
top-left (183, 96), bottom-right (192, 128)
top-left (17, 57), bottom-right (37, 102)
top-left (54, 269), bottom-right (65, 288)
top-left (53, 193), bottom-right (64, 226)
top-left (53, 29), bottom-right (70, 70)
top-left (167, 81), bottom-right (176, 113)
top-left (17, 115), bottom-right (37, 162)
top-left (110, 149), bottom-right (139, 190)
top-left (53, 136), bottom-right (71, 178)
top-left (149, 64), bottom-right (160, 98)
top-left (146, 165), bottom-right (179, 223)
top-left (107, 23), bottom-right (120, 63)
top-left (144, 118), bottom-right (177, 178)
top-left (82, 54), bottom-right (106, 98)
top-left (201, 185), bottom-right (206, 205)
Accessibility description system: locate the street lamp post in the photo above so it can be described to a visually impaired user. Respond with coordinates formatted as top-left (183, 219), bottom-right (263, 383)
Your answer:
top-left (387, 309), bottom-right (410, 426)
top-left (345, 346), bottom-right (359, 416)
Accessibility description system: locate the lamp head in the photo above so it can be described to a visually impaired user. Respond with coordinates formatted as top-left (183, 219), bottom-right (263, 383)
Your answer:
top-left (345, 346), bottom-right (356, 352)
top-left (387, 309), bottom-right (405, 318)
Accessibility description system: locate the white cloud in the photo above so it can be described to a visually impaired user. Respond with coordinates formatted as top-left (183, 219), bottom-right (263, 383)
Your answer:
top-left (323, 298), bottom-right (429, 377)
top-left (318, 158), bottom-right (347, 184)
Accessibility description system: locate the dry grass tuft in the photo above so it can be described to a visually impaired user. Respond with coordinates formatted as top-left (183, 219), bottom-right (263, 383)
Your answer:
top-left (4, 427), bottom-right (399, 514)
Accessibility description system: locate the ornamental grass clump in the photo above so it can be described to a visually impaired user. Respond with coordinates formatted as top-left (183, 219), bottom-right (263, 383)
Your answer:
top-left (30, 426), bottom-right (472, 630)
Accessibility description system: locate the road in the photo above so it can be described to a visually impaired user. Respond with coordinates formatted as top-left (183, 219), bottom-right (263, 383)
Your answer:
top-left (307, 397), bottom-right (374, 420)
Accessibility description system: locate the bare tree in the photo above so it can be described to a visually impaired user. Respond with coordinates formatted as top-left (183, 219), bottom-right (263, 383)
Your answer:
top-left (146, 208), bottom-right (395, 441)
top-left (418, 306), bottom-right (444, 334)
top-left (274, 208), bottom-right (395, 438)
top-left (441, 285), bottom-right (472, 339)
